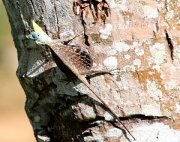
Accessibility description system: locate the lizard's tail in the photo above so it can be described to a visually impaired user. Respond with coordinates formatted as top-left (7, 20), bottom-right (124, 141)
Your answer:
top-left (80, 76), bottom-right (136, 141)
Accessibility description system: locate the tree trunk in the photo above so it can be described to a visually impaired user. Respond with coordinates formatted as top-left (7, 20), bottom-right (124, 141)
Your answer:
top-left (3, 0), bottom-right (180, 142)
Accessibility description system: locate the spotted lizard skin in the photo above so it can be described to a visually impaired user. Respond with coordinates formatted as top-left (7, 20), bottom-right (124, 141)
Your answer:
top-left (45, 41), bottom-right (93, 76)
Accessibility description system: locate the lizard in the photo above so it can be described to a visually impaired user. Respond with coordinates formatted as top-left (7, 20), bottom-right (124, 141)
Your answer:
top-left (27, 20), bottom-right (136, 141)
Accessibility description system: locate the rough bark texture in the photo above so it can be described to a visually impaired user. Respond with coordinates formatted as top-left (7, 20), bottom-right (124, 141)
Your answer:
top-left (3, 0), bottom-right (180, 142)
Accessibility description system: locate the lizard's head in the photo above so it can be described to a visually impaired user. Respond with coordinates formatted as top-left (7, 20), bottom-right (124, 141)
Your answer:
top-left (28, 31), bottom-right (52, 44)
top-left (27, 20), bottom-right (52, 44)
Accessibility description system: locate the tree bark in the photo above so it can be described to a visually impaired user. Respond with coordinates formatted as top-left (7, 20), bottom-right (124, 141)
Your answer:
top-left (3, 0), bottom-right (180, 142)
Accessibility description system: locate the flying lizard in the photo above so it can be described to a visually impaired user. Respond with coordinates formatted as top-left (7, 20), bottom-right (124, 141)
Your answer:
top-left (27, 21), bottom-right (136, 141)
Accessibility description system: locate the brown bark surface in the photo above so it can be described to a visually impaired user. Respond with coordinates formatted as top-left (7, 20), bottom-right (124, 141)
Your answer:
top-left (3, 0), bottom-right (180, 142)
